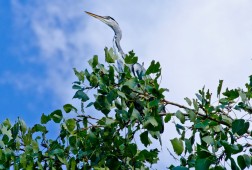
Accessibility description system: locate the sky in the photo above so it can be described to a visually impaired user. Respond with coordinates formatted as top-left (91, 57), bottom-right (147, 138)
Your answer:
top-left (0, 0), bottom-right (252, 168)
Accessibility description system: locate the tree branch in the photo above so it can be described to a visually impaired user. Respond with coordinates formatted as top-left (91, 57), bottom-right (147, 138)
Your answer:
top-left (161, 99), bottom-right (232, 127)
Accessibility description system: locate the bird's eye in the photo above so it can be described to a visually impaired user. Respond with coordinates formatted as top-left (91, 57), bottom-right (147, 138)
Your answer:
top-left (109, 17), bottom-right (116, 21)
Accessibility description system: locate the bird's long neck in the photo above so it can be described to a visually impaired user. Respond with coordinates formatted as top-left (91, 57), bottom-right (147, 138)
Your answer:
top-left (114, 36), bottom-right (125, 59)
top-left (110, 25), bottom-right (125, 59)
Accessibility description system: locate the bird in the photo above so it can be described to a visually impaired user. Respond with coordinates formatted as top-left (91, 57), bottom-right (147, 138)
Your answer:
top-left (85, 11), bottom-right (147, 79)
top-left (85, 11), bottom-right (164, 133)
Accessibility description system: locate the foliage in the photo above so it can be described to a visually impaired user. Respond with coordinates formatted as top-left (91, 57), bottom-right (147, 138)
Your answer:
top-left (0, 48), bottom-right (252, 169)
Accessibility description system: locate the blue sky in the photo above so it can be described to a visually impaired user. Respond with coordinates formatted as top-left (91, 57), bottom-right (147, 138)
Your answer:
top-left (0, 1), bottom-right (41, 123)
top-left (1, 0), bottom-right (252, 168)
top-left (0, 1), bottom-right (57, 125)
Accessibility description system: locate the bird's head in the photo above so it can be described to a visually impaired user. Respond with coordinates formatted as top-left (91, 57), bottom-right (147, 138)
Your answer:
top-left (85, 11), bottom-right (119, 29)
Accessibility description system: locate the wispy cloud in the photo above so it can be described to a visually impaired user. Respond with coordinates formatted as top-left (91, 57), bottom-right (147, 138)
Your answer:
top-left (8, 0), bottom-right (92, 104)
top-left (0, 71), bottom-right (44, 93)
top-left (8, 0), bottom-right (252, 100)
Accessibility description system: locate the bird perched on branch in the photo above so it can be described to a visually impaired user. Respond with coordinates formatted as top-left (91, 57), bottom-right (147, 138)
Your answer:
top-left (85, 11), bottom-right (147, 79)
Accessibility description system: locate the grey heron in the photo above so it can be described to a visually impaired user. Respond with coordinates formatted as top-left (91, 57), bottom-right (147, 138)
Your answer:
top-left (85, 11), bottom-right (147, 79)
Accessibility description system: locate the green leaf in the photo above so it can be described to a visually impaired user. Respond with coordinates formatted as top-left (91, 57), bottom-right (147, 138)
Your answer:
top-left (73, 90), bottom-right (89, 102)
top-left (0, 141), bottom-right (4, 148)
top-left (137, 149), bottom-right (159, 164)
top-left (146, 117), bottom-right (158, 127)
top-left (176, 124), bottom-right (185, 130)
top-left (94, 95), bottom-right (111, 115)
top-left (188, 110), bottom-right (196, 122)
top-left (41, 113), bottom-right (51, 124)
top-left (195, 158), bottom-right (212, 170)
top-left (50, 110), bottom-right (63, 123)
top-left (0, 165), bottom-right (5, 169)
top-left (146, 60), bottom-right (161, 75)
top-left (11, 123), bottom-right (19, 139)
top-left (66, 119), bottom-right (76, 132)
top-left (117, 91), bottom-right (127, 99)
top-left (73, 68), bottom-right (85, 82)
top-left (181, 157), bottom-right (187, 166)
top-left (217, 80), bottom-right (223, 97)
top-left (69, 135), bottom-right (77, 147)
top-left (172, 166), bottom-right (189, 170)
top-left (57, 155), bottom-right (67, 165)
top-left (140, 131), bottom-right (152, 147)
top-left (194, 119), bottom-right (210, 129)
top-left (32, 124), bottom-right (47, 133)
top-left (69, 158), bottom-right (77, 169)
top-left (2, 119), bottom-right (11, 129)
top-left (108, 65), bottom-right (115, 83)
top-left (223, 88), bottom-right (239, 100)
top-left (105, 117), bottom-right (115, 126)
top-left (195, 93), bottom-right (202, 102)
top-left (63, 104), bottom-right (77, 113)
top-left (148, 99), bottom-right (159, 108)
top-left (107, 89), bottom-right (118, 104)
top-left (1, 126), bottom-right (12, 141)
top-left (124, 78), bottom-right (138, 89)
top-left (230, 157), bottom-right (240, 170)
top-left (20, 154), bottom-right (26, 167)
top-left (86, 102), bottom-right (94, 108)
top-left (202, 136), bottom-right (214, 145)
top-left (88, 55), bottom-right (98, 68)
top-left (193, 99), bottom-right (199, 111)
top-left (221, 140), bottom-right (243, 157)
top-left (125, 51), bottom-right (138, 64)
top-left (238, 90), bottom-right (247, 102)
top-left (213, 125), bottom-right (222, 133)
top-left (175, 110), bottom-right (185, 124)
top-left (237, 154), bottom-right (251, 169)
top-left (170, 138), bottom-right (184, 155)
top-left (210, 166), bottom-right (226, 170)
top-left (242, 154), bottom-right (251, 168)
top-left (49, 148), bottom-right (64, 155)
top-left (2, 134), bottom-right (9, 144)
top-left (221, 115), bottom-right (232, 125)
top-left (72, 84), bottom-right (82, 90)
top-left (232, 119), bottom-right (249, 136)
top-left (184, 97), bottom-right (192, 106)
top-left (90, 74), bottom-right (98, 87)
top-left (231, 144), bottom-right (242, 154)
top-left (237, 155), bottom-right (246, 170)
top-left (164, 114), bottom-right (172, 123)
top-left (19, 118), bottom-right (27, 134)
top-left (105, 47), bottom-right (116, 63)
top-left (31, 140), bottom-right (39, 152)
top-left (130, 108), bottom-right (141, 121)
top-left (126, 143), bottom-right (137, 157)
top-left (185, 139), bottom-right (192, 153)
top-left (248, 75), bottom-right (252, 87)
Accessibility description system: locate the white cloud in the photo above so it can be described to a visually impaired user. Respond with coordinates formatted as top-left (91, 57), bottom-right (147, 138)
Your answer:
top-left (8, 0), bottom-right (252, 168)
top-left (0, 71), bottom-right (44, 93)
top-left (10, 0), bottom-right (91, 105)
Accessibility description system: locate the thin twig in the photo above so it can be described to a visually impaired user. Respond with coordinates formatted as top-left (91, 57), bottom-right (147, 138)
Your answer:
top-left (161, 99), bottom-right (232, 127)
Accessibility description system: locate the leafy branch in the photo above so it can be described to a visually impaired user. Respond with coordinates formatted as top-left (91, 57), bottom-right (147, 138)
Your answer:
top-left (0, 48), bottom-right (252, 169)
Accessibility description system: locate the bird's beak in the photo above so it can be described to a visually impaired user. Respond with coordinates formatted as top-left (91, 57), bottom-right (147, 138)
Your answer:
top-left (85, 11), bottom-right (107, 23)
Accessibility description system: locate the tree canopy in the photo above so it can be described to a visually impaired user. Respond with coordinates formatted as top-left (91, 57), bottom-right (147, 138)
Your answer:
top-left (0, 48), bottom-right (252, 169)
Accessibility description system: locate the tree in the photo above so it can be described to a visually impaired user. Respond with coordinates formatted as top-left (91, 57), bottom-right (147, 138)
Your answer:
top-left (0, 48), bottom-right (251, 169)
